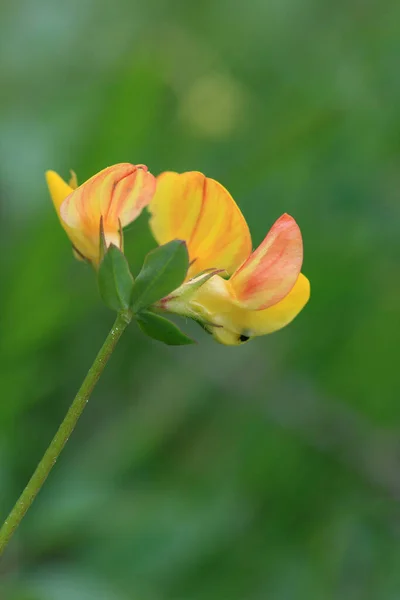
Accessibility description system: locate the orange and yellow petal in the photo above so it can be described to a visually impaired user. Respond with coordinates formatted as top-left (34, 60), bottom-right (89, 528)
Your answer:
top-left (230, 213), bottom-right (303, 311)
top-left (56, 163), bottom-right (155, 264)
top-left (231, 272), bottom-right (310, 337)
top-left (60, 164), bottom-right (154, 231)
top-left (187, 271), bottom-right (310, 345)
top-left (105, 164), bottom-right (156, 228)
top-left (149, 171), bottom-right (252, 278)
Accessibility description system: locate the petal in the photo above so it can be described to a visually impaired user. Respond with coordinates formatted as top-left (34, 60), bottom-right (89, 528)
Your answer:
top-left (186, 272), bottom-right (310, 344)
top-left (188, 177), bottom-right (252, 276)
top-left (58, 163), bottom-right (156, 264)
top-left (235, 272), bottom-right (310, 336)
top-left (45, 170), bottom-right (74, 215)
top-left (106, 165), bottom-right (156, 227)
top-left (46, 170), bottom-right (89, 262)
top-left (148, 171), bottom-right (252, 278)
top-left (60, 163), bottom-right (155, 232)
top-left (230, 213), bottom-right (303, 310)
top-left (149, 171), bottom-right (205, 248)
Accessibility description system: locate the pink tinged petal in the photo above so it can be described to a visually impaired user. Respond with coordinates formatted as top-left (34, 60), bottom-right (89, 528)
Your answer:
top-left (230, 213), bottom-right (303, 310)
top-left (186, 271), bottom-right (310, 343)
top-left (236, 272), bottom-right (310, 336)
top-left (210, 273), bottom-right (310, 343)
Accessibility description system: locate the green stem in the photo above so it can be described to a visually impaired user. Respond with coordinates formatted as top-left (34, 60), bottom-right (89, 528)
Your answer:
top-left (0, 310), bottom-right (132, 557)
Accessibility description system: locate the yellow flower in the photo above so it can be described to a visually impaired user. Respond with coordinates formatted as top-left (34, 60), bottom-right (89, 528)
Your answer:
top-left (148, 171), bottom-right (310, 345)
top-left (46, 163), bottom-right (156, 266)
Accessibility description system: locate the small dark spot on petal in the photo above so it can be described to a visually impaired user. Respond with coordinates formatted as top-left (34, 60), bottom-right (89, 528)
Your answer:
top-left (239, 334), bottom-right (250, 342)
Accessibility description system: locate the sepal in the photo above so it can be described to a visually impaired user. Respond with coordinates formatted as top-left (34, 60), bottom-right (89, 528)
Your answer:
top-left (136, 311), bottom-right (195, 346)
top-left (130, 240), bottom-right (189, 313)
top-left (156, 268), bottom-right (224, 315)
top-left (98, 244), bottom-right (134, 311)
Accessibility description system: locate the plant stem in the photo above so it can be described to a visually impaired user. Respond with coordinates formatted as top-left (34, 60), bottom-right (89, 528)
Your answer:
top-left (0, 310), bottom-right (132, 557)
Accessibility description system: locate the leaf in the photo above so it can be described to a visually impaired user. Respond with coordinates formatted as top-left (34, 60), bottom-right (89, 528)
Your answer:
top-left (136, 311), bottom-right (195, 345)
top-left (98, 245), bottom-right (134, 311)
top-left (130, 240), bottom-right (189, 312)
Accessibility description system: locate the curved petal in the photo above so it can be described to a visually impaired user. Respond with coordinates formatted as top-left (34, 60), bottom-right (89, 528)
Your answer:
top-left (46, 170), bottom-right (89, 261)
top-left (46, 170), bottom-right (74, 215)
top-left (234, 272), bottom-right (310, 336)
top-left (187, 272), bottom-right (310, 344)
top-left (148, 171), bottom-right (206, 249)
top-left (105, 165), bottom-right (156, 227)
top-left (60, 163), bottom-right (155, 232)
top-left (57, 163), bottom-right (155, 264)
top-left (148, 171), bottom-right (252, 278)
top-left (230, 213), bottom-right (303, 310)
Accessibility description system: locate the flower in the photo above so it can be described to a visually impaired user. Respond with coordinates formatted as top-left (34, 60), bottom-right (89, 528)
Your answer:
top-left (46, 163), bottom-right (156, 266)
top-left (148, 171), bottom-right (310, 345)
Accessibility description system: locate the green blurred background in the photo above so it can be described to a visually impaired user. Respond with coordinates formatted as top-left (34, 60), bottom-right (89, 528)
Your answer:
top-left (1, 0), bottom-right (400, 597)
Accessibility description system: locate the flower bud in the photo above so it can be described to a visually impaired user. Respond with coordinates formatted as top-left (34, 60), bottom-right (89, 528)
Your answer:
top-left (46, 163), bottom-right (156, 266)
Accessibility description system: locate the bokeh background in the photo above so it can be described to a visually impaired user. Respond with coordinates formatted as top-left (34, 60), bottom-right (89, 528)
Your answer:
top-left (1, 0), bottom-right (400, 597)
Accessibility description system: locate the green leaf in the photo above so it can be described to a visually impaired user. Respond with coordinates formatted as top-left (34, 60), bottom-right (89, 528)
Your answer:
top-left (137, 311), bottom-right (195, 345)
top-left (98, 245), bottom-right (134, 311)
top-left (130, 240), bottom-right (189, 312)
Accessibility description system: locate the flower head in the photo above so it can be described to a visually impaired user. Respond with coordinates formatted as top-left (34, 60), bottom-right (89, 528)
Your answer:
top-left (46, 163), bottom-right (156, 266)
top-left (148, 171), bottom-right (310, 345)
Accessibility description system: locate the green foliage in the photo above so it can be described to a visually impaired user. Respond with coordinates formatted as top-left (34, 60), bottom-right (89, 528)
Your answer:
top-left (97, 241), bottom-right (192, 345)
top-left (98, 245), bottom-right (134, 311)
top-left (130, 240), bottom-right (189, 312)
top-left (137, 311), bottom-right (195, 346)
